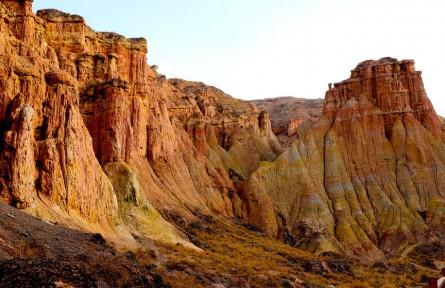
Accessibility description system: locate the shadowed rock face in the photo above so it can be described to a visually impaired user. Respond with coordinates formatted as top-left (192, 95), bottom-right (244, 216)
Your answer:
top-left (1, 1), bottom-right (445, 260)
top-left (242, 58), bottom-right (445, 258)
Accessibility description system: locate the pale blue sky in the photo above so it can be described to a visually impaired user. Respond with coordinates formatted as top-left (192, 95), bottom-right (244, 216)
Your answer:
top-left (33, 1), bottom-right (445, 115)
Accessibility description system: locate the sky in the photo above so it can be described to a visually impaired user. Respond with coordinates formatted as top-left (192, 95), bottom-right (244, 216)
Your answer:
top-left (33, 0), bottom-right (445, 115)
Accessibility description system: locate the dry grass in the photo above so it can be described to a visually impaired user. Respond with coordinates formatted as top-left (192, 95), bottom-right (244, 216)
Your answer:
top-left (14, 240), bottom-right (44, 258)
top-left (129, 215), bottom-right (435, 287)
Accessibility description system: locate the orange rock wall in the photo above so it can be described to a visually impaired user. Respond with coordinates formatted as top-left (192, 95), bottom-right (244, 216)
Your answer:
top-left (0, 1), bottom-right (119, 232)
top-left (0, 1), bottom-right (282, 246)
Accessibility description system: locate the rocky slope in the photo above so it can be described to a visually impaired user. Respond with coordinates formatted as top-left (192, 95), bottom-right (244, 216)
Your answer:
top-left (2, 201), bottom-right (438, 287)
top-left (1, 0), bottom-right (445, 266)
top-left (0, 201), bottom-right (166, 287)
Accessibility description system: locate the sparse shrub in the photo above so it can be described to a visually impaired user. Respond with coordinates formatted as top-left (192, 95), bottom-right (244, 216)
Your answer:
top-left (15, 241), bottom-right (43, 258)
top-left (150, 215), bottom-right (426, 287)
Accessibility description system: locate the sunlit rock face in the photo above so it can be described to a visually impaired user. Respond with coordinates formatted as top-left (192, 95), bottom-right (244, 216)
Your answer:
top-left (2, 1), bottom-right (445, 259)
top-left (243, 58), bottom-right (445, 259)
top-left (0, 0), bottom-right (282, 248)
top-left (0, 1), bottom-right (119, 231)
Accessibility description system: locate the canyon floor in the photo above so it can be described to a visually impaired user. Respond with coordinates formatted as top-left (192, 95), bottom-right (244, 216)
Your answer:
top-left (1, 200), bottom-right (443, 287)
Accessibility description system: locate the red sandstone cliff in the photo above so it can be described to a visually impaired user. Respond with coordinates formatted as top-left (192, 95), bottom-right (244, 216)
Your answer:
top-left (0, 0), bottom-right (281, 249)
top-left (1, 1), bottom-right (445, 260)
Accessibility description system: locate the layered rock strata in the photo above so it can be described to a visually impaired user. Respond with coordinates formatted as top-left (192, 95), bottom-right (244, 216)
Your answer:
top-left (0, 0), bottom-right (281, 248)
top-left (2, 1), bottom-right (445, 260)
top-left (243, 57), bottom-right (445, 258)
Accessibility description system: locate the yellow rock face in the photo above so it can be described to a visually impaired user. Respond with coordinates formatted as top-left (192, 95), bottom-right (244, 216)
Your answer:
top-left (242, 58), bottom-right (445, 259)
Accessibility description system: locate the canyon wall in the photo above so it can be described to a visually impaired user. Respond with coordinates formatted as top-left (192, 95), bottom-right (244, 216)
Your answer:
top-left (0, 0), bottom-right (281, 248)
top-left (1, 1), bottom-right (445, 259)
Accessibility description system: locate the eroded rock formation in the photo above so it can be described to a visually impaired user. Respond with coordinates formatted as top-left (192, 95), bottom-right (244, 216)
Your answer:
top-left (1, 1), bottom-right (444, 260)
top-left (251, 97), bottom-right (324, 146)
top-left (0, 0), bottom-right (281, 249)
top-left (0, 1), bottom-right (119, 235)
top-left (242, 58), bottom-right (445, 258)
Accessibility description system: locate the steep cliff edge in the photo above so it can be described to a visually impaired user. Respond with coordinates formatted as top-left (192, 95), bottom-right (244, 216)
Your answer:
top-left (243, 57), bottom-right (445, 258)
top-left (0, 0), bottom-right (282, 249)
top-left (0, 1), bottom-right (122, 238)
